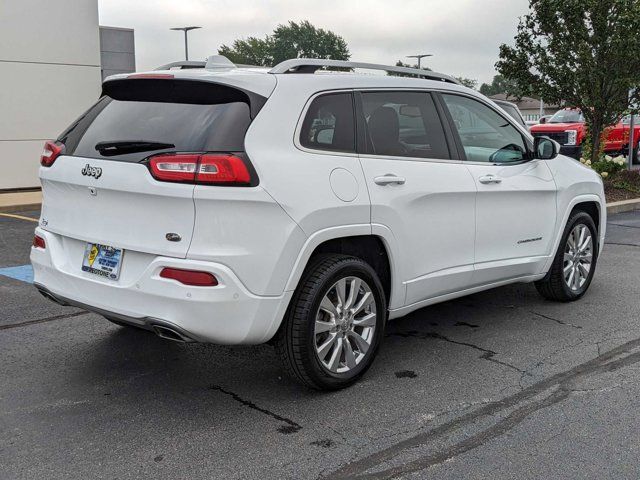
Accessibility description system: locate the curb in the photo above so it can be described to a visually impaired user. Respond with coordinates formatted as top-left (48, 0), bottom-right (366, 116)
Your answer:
top-left (0, 191), bottom-right (42, 213)
top-left (0, 203), bottom-right (42, 214)
top-left (606, 198), bottom-right (640, 215)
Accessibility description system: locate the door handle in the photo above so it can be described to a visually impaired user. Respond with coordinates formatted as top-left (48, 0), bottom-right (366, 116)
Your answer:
top-left (478, 174), bottom-right (502, 184)
top-left (374, 174), bottom-right (406, 186)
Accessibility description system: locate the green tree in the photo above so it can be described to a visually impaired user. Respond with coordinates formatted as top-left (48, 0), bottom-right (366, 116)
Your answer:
top-left (218, 20), bottom-right (349, 67)
top-left (218, 37), bottom-right (273, 66)
top-left (478, 74), bottom-right (522, 97)
top-left (497, 0), bottom-right (640, 161)
top-left (455, 77), bottom-right (478, 89)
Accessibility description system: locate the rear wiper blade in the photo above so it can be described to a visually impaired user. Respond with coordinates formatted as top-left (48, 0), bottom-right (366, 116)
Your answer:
top-left (95, 140), bottom-right (175, 156)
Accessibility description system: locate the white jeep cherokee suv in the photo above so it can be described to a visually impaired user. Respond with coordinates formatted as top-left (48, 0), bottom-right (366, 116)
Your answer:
top-left (31, 57), bottom-right (606, 390)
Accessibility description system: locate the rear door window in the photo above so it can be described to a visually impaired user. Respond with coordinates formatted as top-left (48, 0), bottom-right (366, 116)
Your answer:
top-left (360, 91), bottom-right (450, 159)
top-left (299, 93), bottom-right (355, 153)
top-left (60, 80), bottom-right (259, 163)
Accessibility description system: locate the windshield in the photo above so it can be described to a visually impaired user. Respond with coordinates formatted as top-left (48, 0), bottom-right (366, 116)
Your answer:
top-left (549, 110), bottom-right (584, 124)
top-left (499, 104), bottom-right (526, 127)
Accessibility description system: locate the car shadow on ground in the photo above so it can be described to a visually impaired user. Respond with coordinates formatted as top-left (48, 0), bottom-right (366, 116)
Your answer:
top-left (68, 280), bottom-right (570, 406)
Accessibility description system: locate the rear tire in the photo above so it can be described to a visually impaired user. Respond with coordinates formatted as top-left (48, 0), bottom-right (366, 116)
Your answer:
top-left (274, 254), bottom-right (387, 390)
top-left (535, 211), bottom-right (598, 302)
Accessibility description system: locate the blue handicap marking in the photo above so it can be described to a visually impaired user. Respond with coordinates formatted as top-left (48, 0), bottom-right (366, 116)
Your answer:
top-left (0, 265), bottom-right (34, 284)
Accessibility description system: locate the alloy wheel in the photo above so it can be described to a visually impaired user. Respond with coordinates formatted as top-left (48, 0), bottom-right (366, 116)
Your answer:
top-left (563, 223), bottom-right (593, 291)
top-left (314, 276), bottom-right (377, 374)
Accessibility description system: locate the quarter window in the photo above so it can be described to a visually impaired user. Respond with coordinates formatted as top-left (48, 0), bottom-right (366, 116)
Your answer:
top-left (300, 93), bottom-right (355, 153)
top-left (441, 94), bottom-right (527, 164)
top-left (360, 91), bottom-right (449, 159)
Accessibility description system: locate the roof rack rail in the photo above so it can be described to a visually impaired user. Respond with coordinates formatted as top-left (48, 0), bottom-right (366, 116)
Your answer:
top-left (269, 58), bottom-right (460, 85)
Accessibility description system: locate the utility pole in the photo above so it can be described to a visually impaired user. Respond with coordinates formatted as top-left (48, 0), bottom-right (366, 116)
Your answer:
top-left (629, 88), bottom-right (636, 170)
top-left (406, 54), bottom-right (433, 69)
top-left (170, 26), bottom-right (201, 61)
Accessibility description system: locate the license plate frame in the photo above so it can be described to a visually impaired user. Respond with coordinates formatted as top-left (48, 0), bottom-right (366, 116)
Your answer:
top-left (81, 243), bottom-right (124, 281)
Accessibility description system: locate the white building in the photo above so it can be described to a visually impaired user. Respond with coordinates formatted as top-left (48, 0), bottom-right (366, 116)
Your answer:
top-left (1, 0), bottom-right (102, 190)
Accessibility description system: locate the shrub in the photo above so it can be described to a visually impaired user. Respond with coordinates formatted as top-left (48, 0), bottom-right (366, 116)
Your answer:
top-left (581, 155), bottom-right (627, 177)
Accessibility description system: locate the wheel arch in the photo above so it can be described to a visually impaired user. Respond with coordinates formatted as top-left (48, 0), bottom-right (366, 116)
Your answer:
top-left (542, 194), bottom-right (605, 274)
top-left (283, 225), bottom-right (404, 310)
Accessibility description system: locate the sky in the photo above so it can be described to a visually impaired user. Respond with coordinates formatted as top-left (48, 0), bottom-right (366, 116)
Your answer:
top-left (98, 0), bottom-right (530, 85)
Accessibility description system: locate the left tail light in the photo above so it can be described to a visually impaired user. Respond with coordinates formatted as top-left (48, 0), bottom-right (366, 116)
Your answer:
top-left (41, 141), bottom-right (64, 167)
top-left (148, 153), bottom-right (253, 185)
top-left (33, 235), bottom-right (46, 249)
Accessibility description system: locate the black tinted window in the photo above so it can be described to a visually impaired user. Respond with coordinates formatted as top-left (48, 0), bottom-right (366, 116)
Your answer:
top-left (361, 91), bottom-right (449, 159)
top-left (300, 93), bottom-right (355, 153)
top-left (60, 81), bottom-right (255, 163)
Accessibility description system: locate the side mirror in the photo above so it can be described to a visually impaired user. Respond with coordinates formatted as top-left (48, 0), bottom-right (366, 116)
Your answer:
top-left (533, 136), bottom-right (559, 160)
top-left (540, 117), bottom-right (547, 124)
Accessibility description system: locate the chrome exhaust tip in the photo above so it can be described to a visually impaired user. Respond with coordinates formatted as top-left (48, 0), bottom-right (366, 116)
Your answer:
top-left (151, 324), bottom-right (194, 343)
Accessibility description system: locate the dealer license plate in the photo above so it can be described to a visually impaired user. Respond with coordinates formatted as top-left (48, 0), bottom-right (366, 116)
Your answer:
top-left (81, 243), bottom-right (123, 280)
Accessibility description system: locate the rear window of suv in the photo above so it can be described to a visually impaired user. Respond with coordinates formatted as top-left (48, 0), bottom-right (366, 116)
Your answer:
top-left (59, 79), bottom-right (262, 163)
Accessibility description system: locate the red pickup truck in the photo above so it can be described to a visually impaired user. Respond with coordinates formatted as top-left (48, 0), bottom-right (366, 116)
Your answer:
top-left (530, 109), bottom-right (640, 163)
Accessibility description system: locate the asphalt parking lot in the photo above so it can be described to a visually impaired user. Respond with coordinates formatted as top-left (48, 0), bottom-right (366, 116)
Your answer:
top-left (1, 208), bottom-right (639, 479)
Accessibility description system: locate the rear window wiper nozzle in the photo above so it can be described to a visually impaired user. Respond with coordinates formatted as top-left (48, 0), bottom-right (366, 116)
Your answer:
top-left (95, 140), bottom-right (175, 156)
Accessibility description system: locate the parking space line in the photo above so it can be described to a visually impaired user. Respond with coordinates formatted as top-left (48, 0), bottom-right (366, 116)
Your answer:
top-left (0, 265), bottom-right (34, 283)
top-left (0, 213), bottom-right (38, 223)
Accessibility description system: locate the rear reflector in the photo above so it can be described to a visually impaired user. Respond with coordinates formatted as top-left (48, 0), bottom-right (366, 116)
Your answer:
top-left (33, 235), bottom-right (46, 249)
top-left (159, 267), bottom-right (218, 286)
top-left (40, 141), bottom-right (63, 167)
top-left (148, 153), bottom-right (252, 185)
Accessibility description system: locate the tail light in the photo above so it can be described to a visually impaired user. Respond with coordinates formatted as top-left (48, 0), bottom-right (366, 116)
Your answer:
top-left (33, 235), bottom-right (46, 249)
top-left (41, 141), bottom-right (64, 167)
top-left (160, 267), bottom-right (218, 286)
top-left (148, 153), bottom-right (252, 185)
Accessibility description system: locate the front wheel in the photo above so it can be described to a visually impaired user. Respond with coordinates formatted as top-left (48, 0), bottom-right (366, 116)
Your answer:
top-left (535, 211), bottom-right (598, 302)
top-left (275, 255), bottom-right (387, 390)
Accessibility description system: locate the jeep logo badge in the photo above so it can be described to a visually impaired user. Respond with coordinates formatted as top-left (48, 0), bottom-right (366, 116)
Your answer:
top-left (81, 164), bottom-right (102, 179)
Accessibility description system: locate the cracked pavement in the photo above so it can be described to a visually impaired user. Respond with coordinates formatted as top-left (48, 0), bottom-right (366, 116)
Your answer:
top-left (1, 209), bottom-right (639, 479)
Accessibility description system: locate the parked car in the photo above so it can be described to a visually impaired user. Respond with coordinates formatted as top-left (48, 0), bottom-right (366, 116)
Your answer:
top-left (32, 58), bottom-right (606, 390)
top-left (531, 108), bottom-right (640, 162)
top-left (492, 99), bottom-right (527, 129)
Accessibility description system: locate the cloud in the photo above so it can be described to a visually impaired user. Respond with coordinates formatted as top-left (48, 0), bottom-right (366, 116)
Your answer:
top-left (98, 0), bottom-right (529, 84)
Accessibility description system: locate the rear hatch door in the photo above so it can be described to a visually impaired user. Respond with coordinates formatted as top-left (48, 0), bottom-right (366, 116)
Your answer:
top-left (40, 76), bottom-right (264, 258)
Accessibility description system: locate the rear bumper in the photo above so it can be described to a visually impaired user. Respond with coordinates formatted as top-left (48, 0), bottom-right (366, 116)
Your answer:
top-left (30, 228), bottom-right (291, 344)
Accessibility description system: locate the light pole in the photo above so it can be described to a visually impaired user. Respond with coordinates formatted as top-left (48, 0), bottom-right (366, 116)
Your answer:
top-left (170, 26), bottom-right (201, 61)
top-left (406, 54), bottom-right (433, 69)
